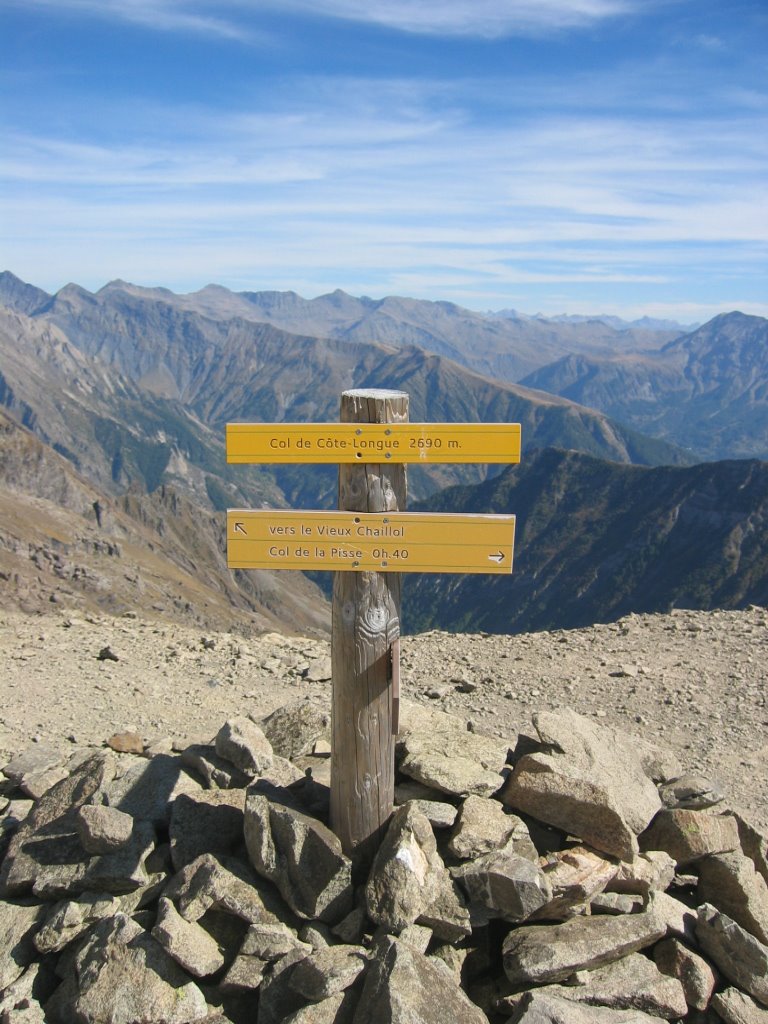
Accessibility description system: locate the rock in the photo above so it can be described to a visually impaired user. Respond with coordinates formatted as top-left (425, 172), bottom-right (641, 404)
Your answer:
top-left (75, 804), bottom-right (134, 853)
top-left (239, 921), bottom-right (312, 961)
top-left (609, 851), bottom-right (676, 895)
top-left (62, 913), bottom-right (208, 1023)
top-left (0, 962), bottom-right (55, 1023)
top-left (169, 788), bottom-right (245, 871)
top-left (104, 753), bottom-right (202, 828)
top-left (501, 753), bottom-right (638, 861)
top-left (283, 989), bottom-right (359, 1024)
top-left (653, 936), bottom-right (717, 1012)
top-left (0, 901), bottom-right (45, 991)
top-left (512, 953), bottom-right (688, 1019)
top-left (305, 656), bottom-right (333, 682)
top-left (352, 934), bottom-right (489, 1024)
top-left (696, 903), bottom-right (768, 1007)
top-left (20, 767), bottom-right (70, 800)
top-left (96, 646), bottom-right (119, 662)
top-left (244, 793), bottom-right (353, 923)
top-left (332, 905), bottom-right (368, 945)
top-left (590, 893), bottom-right (644, 916)
top-left (151, 896), bottom-right (225, 977)
top-left (452, 843), bottom-right (552, 924)
top-left (398, 923), bottom-right (433, 954)
top-left (397, 704), bottom-right (509, 799)
top-left (726, 813), bottom-right (768, 886)
top-left (534, 846), bottom-right (619, 920)
top-left (712, 988), bottom-right (768, 1024)
top-left (501, 709), bottom-right (662, 861)
top-left (165, 853), bottom-right (282, 927)
top-left (215, 717), bottom-right (274, 776)
top-left (503, 903), bottom-right (666, 985)
top-left (290, 944), bottom-right (368, 1001)
top-left (448, 795), bottom-right (535, 861)
top-left (697, 850), bottom-right (768, 944)
top-left (364, 803), bottom-right (469, 940)
top-left (659, 773), bottom-right (726, 809)
top-left (34, 892), bottom-right (119, 954)
top-left (2, 745), bottom-right (64, 786)
top-left (180, 743), bottom-right (252, 790)
top-left (649, 890), bottom-right (698, 941)
top-left (257, 948), bottom-right (314, 1024)
top-left (410, 800), bottom-right (458, 830)
top-left (506, 990), bottom-right (664, 1023)
top-left (106, 732), bottom-right (144, 755)
top-left (639, 808), bottom-right (740, 865)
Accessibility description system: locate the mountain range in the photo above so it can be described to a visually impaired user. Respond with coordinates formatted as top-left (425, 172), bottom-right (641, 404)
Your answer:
top-left (1, 270), bottom-right (766, 633)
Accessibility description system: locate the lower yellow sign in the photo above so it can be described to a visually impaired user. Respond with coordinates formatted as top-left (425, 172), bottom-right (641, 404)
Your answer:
top-left (227, 510), bottom-right (515, 574)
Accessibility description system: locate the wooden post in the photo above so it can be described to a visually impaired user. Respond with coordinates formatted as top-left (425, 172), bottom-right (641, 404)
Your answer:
top-left (330, 389), bottom-right (408, 869)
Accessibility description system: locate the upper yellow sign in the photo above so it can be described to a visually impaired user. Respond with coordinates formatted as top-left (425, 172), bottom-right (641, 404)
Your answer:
top-left (227, 422), bottom-right (521, 464)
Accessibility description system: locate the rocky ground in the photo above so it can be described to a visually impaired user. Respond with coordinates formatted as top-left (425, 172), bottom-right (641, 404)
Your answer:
top-left (1, 603), bottom-right (766, 832)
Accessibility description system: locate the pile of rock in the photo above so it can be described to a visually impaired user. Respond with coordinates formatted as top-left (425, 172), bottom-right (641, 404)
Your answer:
top-left (0, 699), bottom-right (766, 1023)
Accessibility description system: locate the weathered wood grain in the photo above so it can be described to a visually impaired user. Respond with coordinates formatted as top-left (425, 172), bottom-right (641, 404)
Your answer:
top-left (330, 389), bottom-right (408, 869)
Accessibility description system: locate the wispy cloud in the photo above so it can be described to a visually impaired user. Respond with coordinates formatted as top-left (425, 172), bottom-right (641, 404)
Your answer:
top-left (6, 0), bottom-right (640, 38)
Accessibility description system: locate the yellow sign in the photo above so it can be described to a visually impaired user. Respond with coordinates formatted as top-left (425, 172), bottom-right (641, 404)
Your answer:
top-left (227, 510), bottom-right (515, 574)
top-left (227, 422), bottom-right (521, 464)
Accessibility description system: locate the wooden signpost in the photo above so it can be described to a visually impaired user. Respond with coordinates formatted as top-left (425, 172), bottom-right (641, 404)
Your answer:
top-left (226, 389), bottom-right (521, 866)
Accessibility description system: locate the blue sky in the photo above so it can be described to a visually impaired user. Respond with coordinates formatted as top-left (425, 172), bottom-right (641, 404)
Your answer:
top-left (1, 0), bottom-right (766, 321)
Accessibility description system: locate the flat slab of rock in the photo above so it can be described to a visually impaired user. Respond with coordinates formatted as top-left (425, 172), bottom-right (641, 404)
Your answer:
top-left (0, 900), bottom-right (46, 991)
top-left (697, 850), bottom-right (768, 944)
top-left (712, 988), bottom-right (768, 1024)
top-left (640, 808), bottom-right (740, 865)
top-left (352, 934), bottom-right (489, 1024)
top-left (535, 846), bottom-right (619, 921)
top-left (503, 904), bottom-right (666, 985)
top-left (521, 953), bottom-right (688, 1019)
top-left (397, 704), bottom-right (509, 799)
top-left (290, 944), bottom-right (368, 1001)
top-left (169, 789), bottom-right (245, 871)
top-left (696, 903), bottom-right (768, 1006)
top-left (62, 913), bottom-right (208, 1023)
top-left (244, 793), bottom-right (353, 924)
top-left (501, 709), bottom-right (661, 861)
top-left (104, 753), bottom-right (202, 828)
top-left (151, 896), bottom-right (225, 977)
top-left (507, 990), bottom-right (665, 1023)
top-left (653, 936), bottom-right (717, 1012)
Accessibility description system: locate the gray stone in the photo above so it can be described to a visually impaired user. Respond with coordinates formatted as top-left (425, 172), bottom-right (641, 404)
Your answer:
top-left (332, 905), bottom-right (368, 945)
top-left (698, 850), bottom-right (768, 944)
top-left (215, 717), bottom-right (273, 776)
top-left (501, 752), bottom-right (639, 861)
top-left (164, 852), bottom-right (282, 929)
top-left (649, 890), bottom-right (698, 941)
top-left (283, 990), bottom-right (359, 1024)
top-left (240, 921), bottom-right (312, 960)
top-left (104, 753), bottom-right (202, 827)
top-left (590, 893), bottom-right (645, 916)
top-left (397, 703), bottom-right (509, 799)
top-left (726, 812), bottom-right (768, 886)
top-left (0, 753), bottom-right (114, 896)
top-left (410, 800), bottom-right (458, 830)
top-left (352, 934), bottom-right (489, 1024)
top-left (398, 924), bottom-right (433, 954)
top-left (305, 656), bottom-right (333, 682)
top-left (609, 851), bottom-right (676, 895)
top-left (653, 936), bottom-right (717, 1012)
top-left (151, 896), bottom-right (225, 977)
top-left (20, 767), bottom-right (70, 800)
top-left (503, 903), bottom-right (666, 985)
top-left (260, 702), bottom-right (331, 760)
top-left (34, 892), bottom-right (119, 954)
top-left (506, 990), bottom-right (665, 1023)
top-left (659, 773), bottom-right (726, 809)
top-left (452, 843), bottom-right (552, 924)
top-left (528, 953), bottom-right (688, 1019)
top-left (180, 743), bottom-right (252, 789)
top-left (257, 948), bottom-right (314, 1024)
top-left (696, 903), bottom-right (768, 1007)
top-left (290, 945), bottom-right (368, 1001)
top-left (364, 803), bottom-right (469, 939)
top-left (535, 846), bottom-right (619, 920)
top-left (244, 793), bottom-right (353, 924)
top-left (219, 953), bottom-right (270, 993)
top-left (639, 809), bottom-right (740, 865)
top-left (448, 795), bottom-right (535, 860)
top-left (2, 745), bottom-right (64, 786)
top-left (0, 963), bottom-right (54, 1023)
top-left (75, 804), bottom-right (134, 853)
top-left (712, 988), bottom-right (768, 1024)
top-left (169, 788), bottom-right (245, 870)
top-left (0, 901), bottom-right (45, 991)
top-left (64, 913), bottom-right (208, 1023)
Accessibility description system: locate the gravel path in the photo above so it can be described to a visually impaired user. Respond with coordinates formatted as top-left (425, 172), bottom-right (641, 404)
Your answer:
top-left (1, 604), bottom-right (766, 830)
